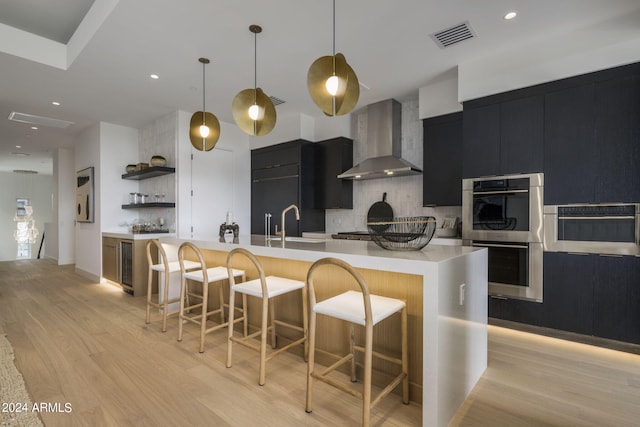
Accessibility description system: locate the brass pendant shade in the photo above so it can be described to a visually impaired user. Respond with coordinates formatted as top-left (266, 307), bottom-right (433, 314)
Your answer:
top-left (189, 111), bottom-right (220, 151)
top-left (232, 25), bottom-right (276, 136)
top-left (232, 87), bottom-right (276, 136)
top-left (307, 53), bottom-right (359, 116)
top-left (307, 0), bottom-right (359, 116)
top-left (189, 57), bottom-right (220, 151)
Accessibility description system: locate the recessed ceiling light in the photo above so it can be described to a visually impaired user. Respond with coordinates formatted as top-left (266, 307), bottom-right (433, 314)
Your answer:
top-left (31, 126), bottom-right (38, 130)
top-left (150, 74), bottom-right (159, 79)
top-left (52, 101), bottom-right (61, 106)
top-left (15, 145), bottom-right (21, 148)
top-left (504, 11), bottom-right (517, 20)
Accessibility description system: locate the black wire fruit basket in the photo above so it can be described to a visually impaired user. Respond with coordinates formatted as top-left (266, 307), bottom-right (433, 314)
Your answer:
top-left (367, 216), bottom-right (437, 251)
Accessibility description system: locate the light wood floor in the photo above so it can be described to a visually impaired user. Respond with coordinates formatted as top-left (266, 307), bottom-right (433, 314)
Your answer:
top-left (1, 259), bottom-right (640, 426)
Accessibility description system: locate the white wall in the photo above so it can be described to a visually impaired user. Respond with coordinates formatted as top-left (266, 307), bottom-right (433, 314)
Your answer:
top-left (0, 171), bottom-right (53, 262)
top-left (419, 72), bottom-right (462, 119)
top-left (100, 122), bottom-right (139, 232)
top-left (177, 111), bottom-right (251, 239)
top-left (74, 124), bottom-right (101, 281)
top-left (458, 22), bottom-right (640, 102)
top-left (50, 147), bottom-right (76, 264)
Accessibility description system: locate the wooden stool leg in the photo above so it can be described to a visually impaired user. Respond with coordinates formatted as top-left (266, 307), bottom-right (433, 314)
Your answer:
top-left (269, 298), bottom-right (277, 349)
top-left (242, 293), bottom-right (248, 337)
top-left (177, 275), bottom-right (187, 342)
top-left (362, 322), bottom-right (374, 427)
top-left (199, 280), bottom-right (209, 353)
top-left (218, 280), bottom-right (225, 324)
top-left (145, 267), bottom-right (153, 324)
top-left (259, 294), bottom-right (269, 385)
top-left (302, 286), bottom-right (308, 361)
top-left (401, 306), bottom-right (409, 404)
top-left (350, 324), bottom-right (357, 382)
top-left (305, 309), bottom-right (317, 413)
top-left (161, 270), bottom-right (170, 332)
top-left (226, 288), bottom-right (236, 368)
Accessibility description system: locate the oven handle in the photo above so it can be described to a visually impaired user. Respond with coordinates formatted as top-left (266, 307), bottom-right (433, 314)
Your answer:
top-left (558, 216), bottom-right (635, 220)
top-left (472, 242), bottom-right (529, 249)
top-left (472, 189), bottom-right (529, 196)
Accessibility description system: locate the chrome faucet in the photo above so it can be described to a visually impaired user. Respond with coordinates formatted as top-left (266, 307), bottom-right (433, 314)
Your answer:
top-left (278, 204), bottom-right (300, 241)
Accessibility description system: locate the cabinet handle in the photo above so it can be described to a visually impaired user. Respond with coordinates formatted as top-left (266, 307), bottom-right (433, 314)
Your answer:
top-left (490, 295), bottom-right (509, 300)
top-left (598, 253), bottom-right (624, 258)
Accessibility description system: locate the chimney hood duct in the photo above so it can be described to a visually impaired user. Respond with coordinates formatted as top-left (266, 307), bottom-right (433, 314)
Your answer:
top-left (337, 99), bottom-right (422, 180)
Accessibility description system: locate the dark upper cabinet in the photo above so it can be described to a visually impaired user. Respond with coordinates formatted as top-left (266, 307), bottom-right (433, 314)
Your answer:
top-left (593, 255), bottom-right (640, 344)
top-left (251, 140), bottom-right (325, 236)
top-left (544, 83), bottom-right (597, 204)
top-left (500, 95), bottom-right (544, 175)
top-left (423, 112), bottom-right (462, 206)
top-left (462, 104), bottom-right (500, 178)
top-left (594, 74), bottom-right (640, 202)
top-left (251, 143), bottom-right (300, 169)
top-left (317, 137), bottom-right (353, 209)
top-left (462, 95), bottom-right (544, 179)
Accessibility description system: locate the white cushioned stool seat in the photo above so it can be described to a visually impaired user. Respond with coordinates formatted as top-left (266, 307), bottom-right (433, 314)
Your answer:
top-left (232, 276), bottom-right (304, 299)
top-left (184, 266), bottom-right (245, 283)
top-left (151, 259), bottom-right (200, 273)
top-left (314, 290), bottom-right (406, 326)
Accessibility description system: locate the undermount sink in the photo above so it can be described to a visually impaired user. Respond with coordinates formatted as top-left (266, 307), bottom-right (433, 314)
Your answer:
top-left (269, 236), bottom-right (325, 243)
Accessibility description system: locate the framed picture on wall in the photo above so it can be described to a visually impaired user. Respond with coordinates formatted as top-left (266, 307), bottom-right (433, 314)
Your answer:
top-left (76, 166), bottom-right (94, 223)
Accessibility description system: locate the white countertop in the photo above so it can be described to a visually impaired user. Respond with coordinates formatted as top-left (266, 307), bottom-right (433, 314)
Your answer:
top-left (159, 235), bottom-right (481, 275)
top-left (103, 231), bottom-right (176, 240)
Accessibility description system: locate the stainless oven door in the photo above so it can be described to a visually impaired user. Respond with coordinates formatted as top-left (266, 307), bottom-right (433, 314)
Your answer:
top-left (473, 241), bottom-right (543, 302)
top-left (463, 173), bottom-right (544, 243)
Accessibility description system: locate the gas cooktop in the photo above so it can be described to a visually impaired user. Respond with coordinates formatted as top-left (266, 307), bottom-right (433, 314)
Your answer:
top-left (331, 231), bottom-right (372, 241)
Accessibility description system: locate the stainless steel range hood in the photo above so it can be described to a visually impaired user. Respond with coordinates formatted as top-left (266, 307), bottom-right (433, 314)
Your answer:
top-left (338, 99), bottom-right (422, 180)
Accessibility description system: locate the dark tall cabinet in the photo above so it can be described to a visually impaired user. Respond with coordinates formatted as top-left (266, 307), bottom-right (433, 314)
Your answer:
top-left (594, 74), bottom-right (640, 202)
top-left (317, 137), bottom-right (353, 209)
top-left (544, 83), bottom-right (597, 204)
top-left (422, 112), bottom-right (462, 206)
top-left (250, 140), bottom-right (325, 236)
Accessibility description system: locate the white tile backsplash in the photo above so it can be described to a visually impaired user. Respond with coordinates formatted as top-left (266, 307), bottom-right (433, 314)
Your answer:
top-left (137, 112), bottom-right (178, 230)
top-left (326, 96), bottom-right (461, 233)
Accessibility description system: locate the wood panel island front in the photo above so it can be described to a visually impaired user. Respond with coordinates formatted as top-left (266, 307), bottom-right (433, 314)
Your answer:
top-left (159, 235), bottom-right (487, 427)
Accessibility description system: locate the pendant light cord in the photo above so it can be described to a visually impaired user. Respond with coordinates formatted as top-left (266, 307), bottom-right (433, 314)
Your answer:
top-left (201, 60), bottom-right (206, 127)
top-left (332, 0), bottom-right (336, 56)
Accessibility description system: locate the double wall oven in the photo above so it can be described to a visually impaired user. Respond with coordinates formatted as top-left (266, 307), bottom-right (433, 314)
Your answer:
top-left (463, 173), bottom-right (544, 302)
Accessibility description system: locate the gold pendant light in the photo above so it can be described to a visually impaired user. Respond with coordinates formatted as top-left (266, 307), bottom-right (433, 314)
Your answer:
top-left (189, 57), bottom-right (220, 151)
top-left (307, 0), bottom-right (359, 116)
top-left (232, 25), bottom-right (276, 136)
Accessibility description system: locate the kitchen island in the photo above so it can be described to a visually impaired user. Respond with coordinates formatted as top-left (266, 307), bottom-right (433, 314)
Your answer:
top-left (159, 235), bottom-right (487, 427)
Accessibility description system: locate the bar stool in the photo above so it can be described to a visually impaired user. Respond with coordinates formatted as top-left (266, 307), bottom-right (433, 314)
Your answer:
top-left (225, 247), bottom-right (308, 386)
top-left (177, 241), bottom-right (247, 353)
top-left (145, 239), bottom-right (200, 332)
top-left (305, 257), bottom-right (409, 427)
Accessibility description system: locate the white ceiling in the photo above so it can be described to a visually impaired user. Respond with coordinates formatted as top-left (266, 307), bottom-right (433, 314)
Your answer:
top-left (1, 0), bottom-right (640, 175)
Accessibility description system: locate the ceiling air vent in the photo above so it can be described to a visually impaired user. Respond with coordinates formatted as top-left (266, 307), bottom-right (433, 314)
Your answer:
top-left (430, 21), bottom-right (476, 49)
top-left (8, 111), bottom-right (74, 129)
top-left (269, 96), bottom-right (286, 106)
